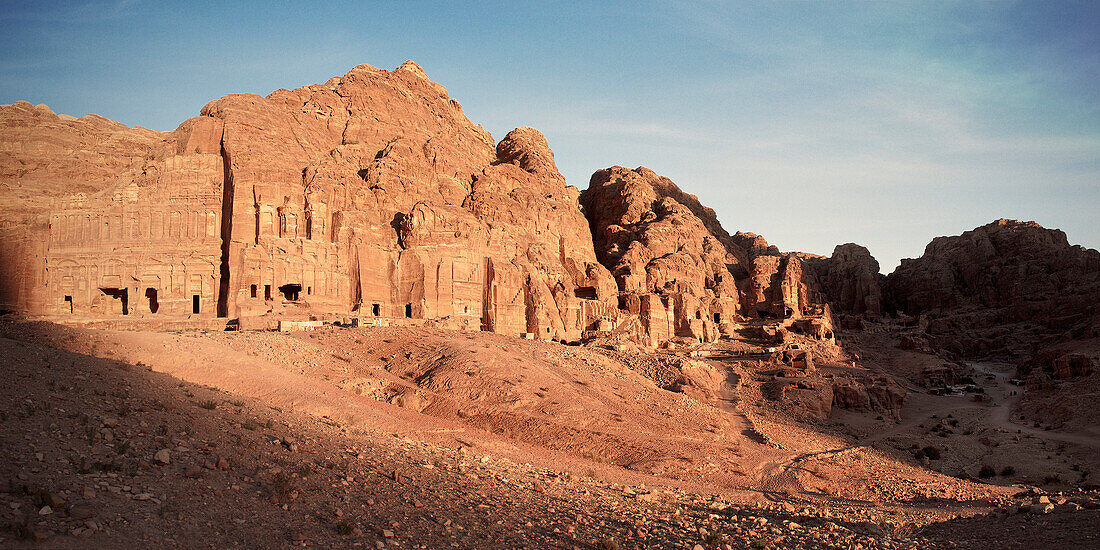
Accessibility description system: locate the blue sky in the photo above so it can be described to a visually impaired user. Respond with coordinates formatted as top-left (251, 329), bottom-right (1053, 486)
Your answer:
top-left (2, 1), bottom-right (1097, 271)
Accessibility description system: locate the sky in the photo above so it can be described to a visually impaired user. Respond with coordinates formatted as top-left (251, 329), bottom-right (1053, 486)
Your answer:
top-left (1, 1), bottom-right (1097, 272)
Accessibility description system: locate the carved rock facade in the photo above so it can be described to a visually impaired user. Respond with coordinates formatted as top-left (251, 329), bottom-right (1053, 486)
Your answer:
top-left (0, 63), bottom-right (833, 346)
top-left (581, 166), bottom-right (830, 346)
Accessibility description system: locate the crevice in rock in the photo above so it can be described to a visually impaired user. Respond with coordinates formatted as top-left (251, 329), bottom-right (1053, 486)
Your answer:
top-left (215, 137), bottom-right (234, 318)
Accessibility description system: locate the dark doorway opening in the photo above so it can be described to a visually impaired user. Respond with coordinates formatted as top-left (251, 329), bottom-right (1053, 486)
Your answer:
top-left (63, 295), bottom-right (73, 314)
top-left (404, 303), bottom-right (412, 318)
top-left (264, 285), bottom-right (272, 301)
top-left (372, 303), bottom-right (380, 316)
top-left (713, 312), bottom-right (720, 323)
top-left (192, 295), bottom-right (201, 314)
top-left (307, 286), bottom-right (312, 295)
top-left (99, 288), bottom-right (128, 315)
top-left (145, 288), bottom-right (159, 313)
top-left (279, 284), bottom-right (302, 301)
top-left (250, 284), bottom-right (257, 298)
top-left (573, 286), bottom-right (597, 300)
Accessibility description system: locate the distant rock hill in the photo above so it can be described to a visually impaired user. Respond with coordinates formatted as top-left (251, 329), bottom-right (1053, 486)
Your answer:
top-left (0, 62), bottom-right (1096, 359)
top-left (884, 219), bottom-right (1100, 358)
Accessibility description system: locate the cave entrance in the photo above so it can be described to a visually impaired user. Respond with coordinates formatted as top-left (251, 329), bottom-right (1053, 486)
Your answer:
top-left (63, 295), bottom-right (73, 314)
top-left (192, 295), bottom-right (201, 314)
top-left (404, 303), bottom-right (412, 318)
top-left (99, 288), bottom-right (128, 315)
top-left (713, 312), bottom-right (720, 323)
top-left (279, 284), bottom-right (302, 301)
top-left (145, 288), bottom-right (159, 313)
top-left (573, 286), bottom-right (597, 300)
top-left (372, 303), bottom-right (380, 316)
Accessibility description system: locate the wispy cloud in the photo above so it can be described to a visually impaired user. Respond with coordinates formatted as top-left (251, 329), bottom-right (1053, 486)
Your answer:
top-left (0, 0), bottom-right (141, 24)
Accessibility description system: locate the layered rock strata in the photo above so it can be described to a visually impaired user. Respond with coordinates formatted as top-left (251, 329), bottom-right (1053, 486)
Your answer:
top-left (1, 64), bottom-right (837, 348)
top-left (0, 63), bottom-right (620, 342)
top-left (581, 166), bottom-right (830, 346)
top-left (885, 219), bottom-right (1100, 357)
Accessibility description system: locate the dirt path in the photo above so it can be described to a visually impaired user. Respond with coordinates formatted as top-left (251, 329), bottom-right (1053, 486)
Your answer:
top-left (968, 362), bottom-right (1100, 448)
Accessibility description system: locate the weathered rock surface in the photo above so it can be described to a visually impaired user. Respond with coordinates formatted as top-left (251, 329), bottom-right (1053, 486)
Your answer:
top-left (805, 244), bottom-right (884, 317)
top-left (0, 62), bottom-right (621, 343)
top-left (885, 219), bottom-right (1100, 358)
top-left (581, 166), bottom-right (830, 345)
top-left (831, 375), bottom-right (906, 419)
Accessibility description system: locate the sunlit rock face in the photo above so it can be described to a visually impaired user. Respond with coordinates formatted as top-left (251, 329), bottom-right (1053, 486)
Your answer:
top-left (0, 62), bottom-right (620, 341)
top-left (581, 165), bottom-right (829, 345)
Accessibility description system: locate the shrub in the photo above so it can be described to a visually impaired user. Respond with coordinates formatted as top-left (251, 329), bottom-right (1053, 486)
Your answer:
top-left (596, 539), bottom-right (619, 550)
top-left (921, 446), bottom-right (941, 460)
top-left (978, 465), bottom-right (996, 478)
top-left (704, 530), bottom-right (725, 545)
top-left (198, 400), bottom-right (218, 410)
top-left (1000, 466), bottom-right (1015, 476)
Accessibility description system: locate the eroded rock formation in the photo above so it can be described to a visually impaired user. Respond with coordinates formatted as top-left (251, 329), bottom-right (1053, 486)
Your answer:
top-left (0, 62), bottom-right (620, 342)
top-left (805, 243), bottom-right (884, 320)
top-left (581, 166), bottom-right (830, 346)
top-left (885, 219), bottom-right (1100, 357)
top-left (8, 63), bottom-right (1091, 363)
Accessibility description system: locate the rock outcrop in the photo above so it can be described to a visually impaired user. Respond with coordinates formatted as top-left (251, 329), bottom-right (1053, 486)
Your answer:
top-left (831, 375), bottom-right (906, 419)
top-left (0, 62), bottom-right (621, 342)
top-left (885, 219), bottom-right (1100, 357)
top-left (805, 244), bottom-right (884, 318)
top-left (581, 166), bottom-right (830, 345)
top-left (6, 63), bottom-right (1092, 363)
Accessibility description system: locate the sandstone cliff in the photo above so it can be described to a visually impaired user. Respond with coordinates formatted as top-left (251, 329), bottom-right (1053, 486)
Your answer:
top-left (804, 244), bottom-right (885, 325)
top-left (885, 219), bottom-right (1100, 357)
top-left (0, 62), bottom-right (620, 342)
top-left (581, 166), bottom-right (830, 345)
top-left (6, 63), bottom-right (1093, 360)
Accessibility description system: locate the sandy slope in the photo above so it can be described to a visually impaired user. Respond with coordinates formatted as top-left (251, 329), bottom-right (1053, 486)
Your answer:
top-left (2, 320), bottom-right (1098, 548)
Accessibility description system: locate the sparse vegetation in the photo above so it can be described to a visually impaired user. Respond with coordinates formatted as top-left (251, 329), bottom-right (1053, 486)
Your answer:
top-left (914, 446), bottom-right (941, 461)
top-left (596, 539), bottom-right (619, 550)
top-left (704, 530), bottom-right (726, 545)
top-left (1000, 466), bottom-right (1015, 476)
top-left (198, 399), bottom-right (218, 410)
top-left (978, 465), bottom-right (996, 478)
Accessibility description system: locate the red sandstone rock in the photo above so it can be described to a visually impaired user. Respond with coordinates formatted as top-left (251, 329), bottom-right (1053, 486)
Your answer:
top-left (0, 62), bottom-right (620, 344)
top-left (831, 375), bottom-right (905, 419)
top-left (885, 219), bottom-right (1100, 358)
top-left (805, 243), bottom-right (884, 317)
top-left (581, 166), bottom-right (827, 345)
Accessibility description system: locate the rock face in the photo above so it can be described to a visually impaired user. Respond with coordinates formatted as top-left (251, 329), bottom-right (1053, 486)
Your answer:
top-left (885, 219), bottom-right (1100, 357)
top-left (8, 64), bottom-right (1091, 362)
top-left (831, 375), bottom-right (906, 419)
top-left (581, 166), bottom-right (830, 345)
top-left (805, 244), bottom-right (884, 318)
top-left (0, 62), bottom-right (620, 342)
